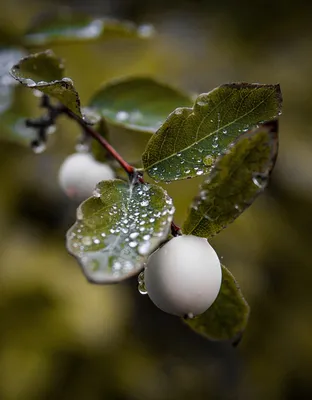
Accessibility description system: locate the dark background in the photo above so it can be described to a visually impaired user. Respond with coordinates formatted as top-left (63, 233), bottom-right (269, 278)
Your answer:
top-left (1, 0), bottom-right (312, 399)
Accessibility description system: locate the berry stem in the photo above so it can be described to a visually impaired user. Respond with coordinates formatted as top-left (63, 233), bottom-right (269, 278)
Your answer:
top-left (65, 109), bottom-right (181, 234)
top-left (32, 96), bottom-right (181, 235)
top-left (63, 108), bottom-right (135, 176)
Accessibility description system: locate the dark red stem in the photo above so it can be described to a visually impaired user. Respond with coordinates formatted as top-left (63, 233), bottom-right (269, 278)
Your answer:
top-left (64, 107), bottom-right (181, 235)
top-left (64, 108), bottom-right (134, 175)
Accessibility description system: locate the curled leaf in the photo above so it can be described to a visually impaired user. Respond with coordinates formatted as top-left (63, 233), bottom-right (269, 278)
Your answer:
top-left (10, 50), bottom-right (82, 117)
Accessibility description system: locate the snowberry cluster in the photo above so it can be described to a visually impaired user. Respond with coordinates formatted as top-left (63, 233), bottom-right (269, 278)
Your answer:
top-left (58, 153), bottom-right (221, 318)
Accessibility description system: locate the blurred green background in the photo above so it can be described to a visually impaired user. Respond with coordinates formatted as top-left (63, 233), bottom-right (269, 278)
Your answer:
top-left (1, 0), bottom-right (312, 399)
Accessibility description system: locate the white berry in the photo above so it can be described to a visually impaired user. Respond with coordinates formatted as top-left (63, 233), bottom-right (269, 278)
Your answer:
top-left (58, 152), bottom-right (115, 200)
top-left (144, 235), bottom-right (222, 317)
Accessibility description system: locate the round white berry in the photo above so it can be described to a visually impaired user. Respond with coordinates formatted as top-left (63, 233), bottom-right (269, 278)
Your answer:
top-left (58, 152), bottom-right (115, 200)
top-left (144, 235), bottom-right (222, 317)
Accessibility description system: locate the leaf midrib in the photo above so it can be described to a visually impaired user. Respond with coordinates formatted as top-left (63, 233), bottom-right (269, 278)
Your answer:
top-left (146, 89), bottom-right (275, 170)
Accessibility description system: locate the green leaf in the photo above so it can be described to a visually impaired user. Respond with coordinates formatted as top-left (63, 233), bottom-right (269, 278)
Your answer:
top-left (67, 179), bottom-right (175, 284)
top-left (10, 50), bottom-right (82, 117)
top-left (0, 47), bottom-right (26, 115)
top-left (24, 13), bottom-right (155, 46)
top-left (184, 265), bottom-right (249, 341)
top-left (89, 77), bottom-right (193, 134)
top-left (142, 83), bottom-right (282, 182)
top-left (183, 121), bottom-right (278, 238)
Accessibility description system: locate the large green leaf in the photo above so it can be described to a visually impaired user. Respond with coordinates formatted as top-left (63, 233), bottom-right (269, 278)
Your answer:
top-left (88, 77), bottom-right (193, 134)
top-left (24, 13), bottom-right (155, 46)
top-left (67, 179), bottom-right (175, 283)
top-left (10, 50), bottom-right (82, 117)
top-left (0, 47), bottom-right (26, 115)
top-left (183, 121), bottom-right (278, 238)
top-left (184, 265), bottom-right (249, 341)
top-left (142, 83), bottom-right (282, 182)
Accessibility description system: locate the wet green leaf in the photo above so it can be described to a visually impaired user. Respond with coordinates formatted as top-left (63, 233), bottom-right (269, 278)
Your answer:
top-left (24, 13), bottom-right (155, 46)
top-left (89, 77), bottom-right (193, 134)
top-left (142, 83), bottom-right (282, 182)
top-left (10, 50), bottom-right (82, 117)
top-left (184, 265), bottom-right (249, 341)
top-left (67, 179), bottom-right (175, 284)
top-left (183, 121), bottom-right (278, 238)
top-left (0, 47), bottom-right (26, 115)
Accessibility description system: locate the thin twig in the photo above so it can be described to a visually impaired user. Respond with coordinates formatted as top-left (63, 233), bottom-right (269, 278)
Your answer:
top-left (31, 98), bottom-right (182, 236)
top-left (63, 108), bottom-right (135, 176)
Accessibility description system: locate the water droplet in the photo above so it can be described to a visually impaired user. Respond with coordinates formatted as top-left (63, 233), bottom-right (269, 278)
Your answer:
top-left (93, 238), bottom-right (100, 245)
top-left (33, 89), bottom-right (43, 98)
top-left (113, 261), bottom-right (122, 271)
top-left (77, 208), bottom-right (83, 220)
top-left (141, 200), bottom-right (149, 207)
top-left (252, 175), bottom-right (266, 189)
top-left (129, 241), bottom-right (138, 248)
top-left (24, 78), bottom-right (36, 87)
top-left (31, 140), bottom-right (46, 154)
top-left (234, 204), bottom-right (242, 212)
top-left (76, 142), bottom-right (90, 153)
top-left (46, 125), bottom-right (56, 135)
top-left (138, 24), bottom-right (155, 38)
top-left (93, 187), bottom-right (101, 198)
top-left (62, 77), bottom-right (74, 85)
top-left (82, 236), bottom-right (92, 246)
top-left (196, 170), bottom-right (204, 175)
top-left (130, 232), bottom-right (139, 239)
top-left (116, 111), bottom-right (129, 121)
top-left (203, 155), bottom-right (214, 166)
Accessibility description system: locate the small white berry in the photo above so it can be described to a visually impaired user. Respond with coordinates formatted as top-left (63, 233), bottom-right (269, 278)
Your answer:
top-left (144, 235), bottom-right (222, 317)
top-left (58, 152), bottom-right (115, 200)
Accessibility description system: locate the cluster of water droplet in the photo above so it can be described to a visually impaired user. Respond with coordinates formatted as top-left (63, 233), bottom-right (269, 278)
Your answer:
top-left (137, 270), bottom-right (147, 295)
top-left (147, 102), bottom-right (243, 181)
top-left (67, 182), bottom-right (175, 283)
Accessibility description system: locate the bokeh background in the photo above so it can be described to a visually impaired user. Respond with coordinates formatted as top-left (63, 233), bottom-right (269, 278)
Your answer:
top-left (1, 0), bottom-right (312, 399)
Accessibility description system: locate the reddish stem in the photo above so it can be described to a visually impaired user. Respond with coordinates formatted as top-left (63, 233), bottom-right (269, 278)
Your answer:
top-left (64, 108), bottom-right (181, 234)
top-left (64, 108), bottom-right (134, 175)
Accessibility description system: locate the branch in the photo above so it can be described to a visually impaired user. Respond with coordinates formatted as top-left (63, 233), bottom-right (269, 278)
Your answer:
top-left (29, 96), bottom-right (182, 236)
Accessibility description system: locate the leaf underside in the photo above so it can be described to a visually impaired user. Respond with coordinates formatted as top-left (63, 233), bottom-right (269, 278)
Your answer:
top-left (66, 179), bottom-right (175, 284)
top-left (89, 77), bottom-right (193, 134)
top-left (183, 120), bottom-right (278, 238)
top-left (142, 83), bottom-right (282, 182)
top-left (10, 50), bottom-right (82, 117)
top-left (184, 265), bottom-right (250, 341)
